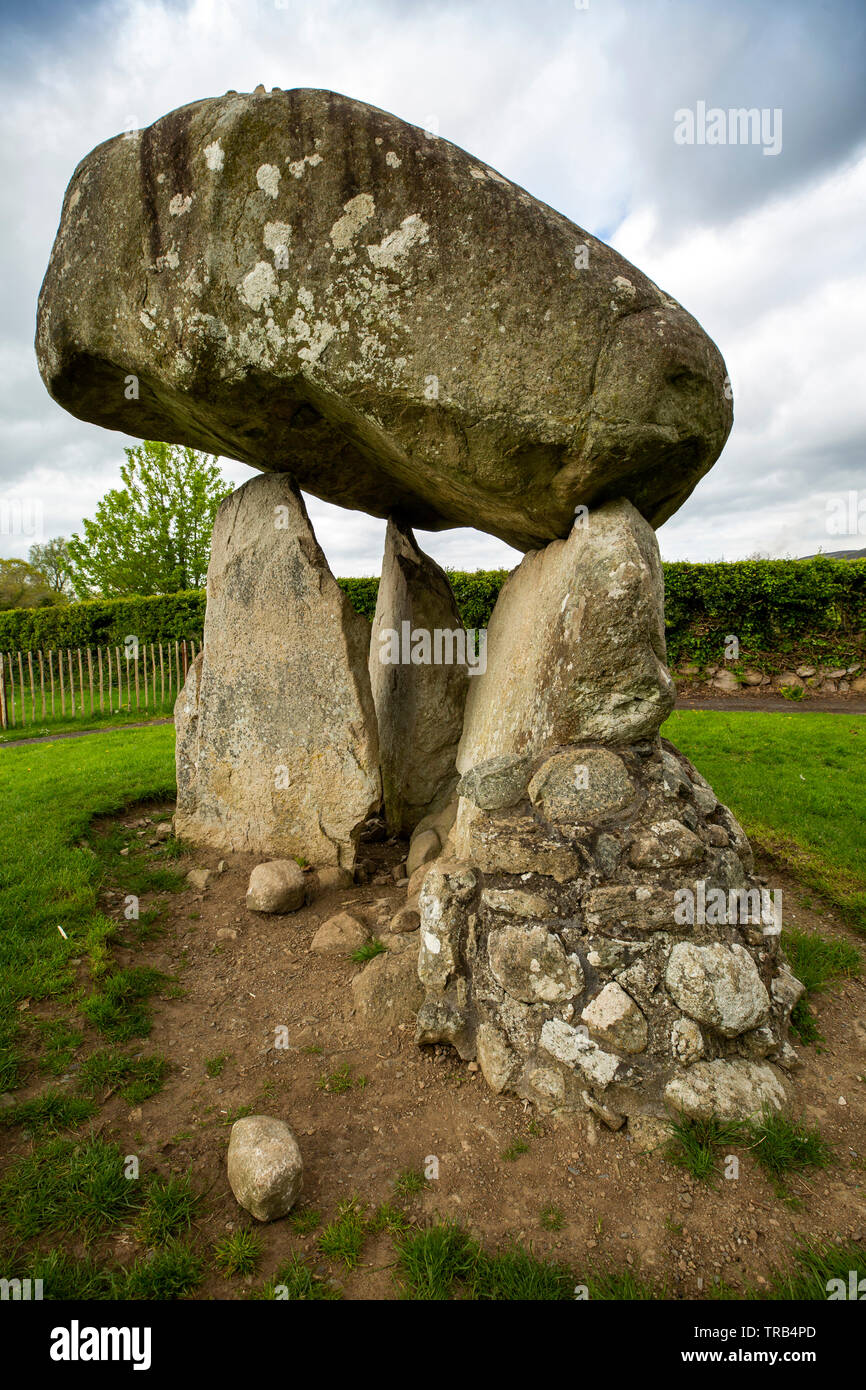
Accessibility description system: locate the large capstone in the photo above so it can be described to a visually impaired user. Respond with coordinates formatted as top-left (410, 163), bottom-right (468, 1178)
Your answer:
top-left (456, 499), bottom-right (674, 771)
top-left (174, 471), bottom-right (380, 867)
top-left (368, 519), bottom-right (468, 833)
top-left (36, 88), bottom-right (732, 552)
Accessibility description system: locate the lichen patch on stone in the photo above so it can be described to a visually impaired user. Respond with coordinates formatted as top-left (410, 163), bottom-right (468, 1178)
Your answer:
top-left (366, 213), bottom-right (429, 270)
top-left (329, 193), bottom-right (376, 249)
top-left (204, 141), bottom-right (224, 172)
top-left (239, 260), bottom-right (278, 311)
top-left (256, 163), bottom-right (281, 198)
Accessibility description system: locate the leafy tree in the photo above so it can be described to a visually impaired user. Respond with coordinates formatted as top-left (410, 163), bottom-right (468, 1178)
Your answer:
top-left (29, 537), bottom-right (73, 596)
top-left (0, 558), bottom-right (58, 610)
top-left (66, 442), bottom-right (233, 597)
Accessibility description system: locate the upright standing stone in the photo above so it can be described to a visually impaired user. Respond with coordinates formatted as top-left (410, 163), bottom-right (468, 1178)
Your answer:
top-left (369, 520), bottom-right (468, 833)
top-left (174, 472), bottom-right (380, 868)
top-left (457, 498), bottom-right (674, 772)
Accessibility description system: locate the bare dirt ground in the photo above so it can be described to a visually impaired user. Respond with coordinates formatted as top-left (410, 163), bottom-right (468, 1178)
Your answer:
top-left (6, 801), bottom-right (866, 1299)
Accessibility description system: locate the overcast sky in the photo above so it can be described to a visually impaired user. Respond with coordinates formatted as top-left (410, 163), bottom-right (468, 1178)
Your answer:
top-left (1, 0), bottom-right (864, 576)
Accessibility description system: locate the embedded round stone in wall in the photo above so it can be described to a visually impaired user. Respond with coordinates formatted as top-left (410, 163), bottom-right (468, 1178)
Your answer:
top-left (487, 924), bottom-right (584, 1004)
top-left (585, 884), bottom-right (676, 934)
top-left (665, 942), bottom-right (770, 1038)
top-left (664, 1059), bottom-right (790, 1122)
top-left (670, 1015), bottom-right (704, 1065)
top-left (456, 754), bottom-right (533, 811)
top-left (481, 888), bottom-right (559, 918)
top-left (580, 982), bottom-right (647, 1054)
top-left (528, 748), bottom-right (634, 824)
top-left (453, 806), bottom-right (585, 883)
top-left (475, 1021), bottom-right (520, 1094)
top-left (629, 820), bottom-right (705, 870)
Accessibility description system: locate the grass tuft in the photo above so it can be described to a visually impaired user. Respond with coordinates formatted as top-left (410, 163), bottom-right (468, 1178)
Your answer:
top-left (0, 1088), bottom-right (96, 1134)
top-left (317, 1197), bottom-right (367, 1270)
top-left (136, 1171), bottom-right (200, 1247)
top-left (214, 1229), bottom-right (263, 1277)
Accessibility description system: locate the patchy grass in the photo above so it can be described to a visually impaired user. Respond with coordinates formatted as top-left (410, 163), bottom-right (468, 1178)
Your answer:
top-left (122, 1240), bottom-right (204, 1300)
top-left (501, 1139), bottom-right (531, 1162)
top-left (667, 1109), bottom-right (833, 1195)
top-left (204, 1053), bottom-right (230, 1078)
top-left (393, 1166), bottom-right (427, 1198)
top-left (394, 1222), bottom-right (573, 1301)
top-left (782, 926), bottom-right (860, 1044)
top-left (35, 1018), bottom-right (83, 1074)
top-left (135, 1172), bottom-right (201, 1247)
top-left (583, 1269), bottom-right (664, 1299)
top-left (0, 723), bottom-right (176, 1088)
top-left (0, 1134), bottom-right (142, 1241)
top-left (539, 1203), bottom-right (565, 1232)
top-left (317, 1063), bottom-right (367, 1094)
top-left (255, 1253), bottom-right (341, 1301)
top-left (369, 1202), bottom-right (412, 1236)
top-left (0, 1088), bottom-right (96, 1134)
top-left (746, 1109), bottom-right (833, 1191)
top-left (663, 710), bottom-right (866, 932)
top-left (80, 965), bottom-right (169, 1041)
top-left (214, 1229), bottom-right (263, 1278)
top-left (28, 1248), bottom-right (116, 1300)
top-left (666, 1115), bottom-right (747, 1184)
top-left (78, 1047), bottom-right (168, 1104)
top-left (288, 1206), bottom-right (322, 1236)
top-left (765, 1240), bottom-right (866, 1300)
top-left (317, 1197), bottom-right (367, 1270)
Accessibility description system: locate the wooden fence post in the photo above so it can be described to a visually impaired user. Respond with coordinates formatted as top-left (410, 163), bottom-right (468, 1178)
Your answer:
top-left (27, 651), bottom-right (35, 724)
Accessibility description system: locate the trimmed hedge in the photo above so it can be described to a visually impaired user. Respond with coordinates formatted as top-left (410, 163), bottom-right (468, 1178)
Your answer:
top-left (1, 559), bottom-right (864, 666)
top-left (662, 557), bottom-right (866, 665)
top-left (0, 592), bottom-right (207, 652)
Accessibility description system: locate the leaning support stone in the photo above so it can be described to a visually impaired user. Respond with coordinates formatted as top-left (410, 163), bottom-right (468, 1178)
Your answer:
top-left (457, 498), bottom-right (675, 771)
top-left (369, 519), bottom-right (468, 834)
top-left (174, 472), bottom-right (380, 868)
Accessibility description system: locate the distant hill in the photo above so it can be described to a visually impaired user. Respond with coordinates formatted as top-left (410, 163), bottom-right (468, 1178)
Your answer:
top-left (799, 548), bottom-right (866, 560)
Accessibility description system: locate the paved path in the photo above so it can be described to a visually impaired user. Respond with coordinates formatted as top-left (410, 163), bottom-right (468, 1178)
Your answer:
top-left (0, 718), bottom-right (173, 748)
top-left (2, 698), bottom-right (864, 751)
top-left (675, 697), bottom-right (866, 715)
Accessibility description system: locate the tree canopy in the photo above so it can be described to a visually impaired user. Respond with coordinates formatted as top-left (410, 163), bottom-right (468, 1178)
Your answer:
top-left (66, 442), bottom-right (233, 598)
top-left (0, 558), bottom-right (59, 610)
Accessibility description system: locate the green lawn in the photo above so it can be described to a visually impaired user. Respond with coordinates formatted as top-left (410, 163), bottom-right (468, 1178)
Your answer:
top-left (0, 711), bottom-right (865, 1299)
top-left (0, 703), bottom-right (174, 744)
top-left (0, 724), bottom-right (177, 1087)
top-left (663, 710), bottom-right (866, 933)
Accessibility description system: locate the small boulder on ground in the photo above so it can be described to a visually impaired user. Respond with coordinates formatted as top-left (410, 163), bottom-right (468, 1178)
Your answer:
top-left (351, 947), bottom-right (423, 1026)
top-left (390, 898), bottom-right (421, 933)
top-left (313, 866), bottom-right (354, 895)
top-left (311, 912), bottom-right (369, 954)
top-left (186, 868), bottom-right (211, 891)
top-left (246, 860), bottom-right (307, 914)
top-left (227, 1115), bottom-right (303, 1222)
